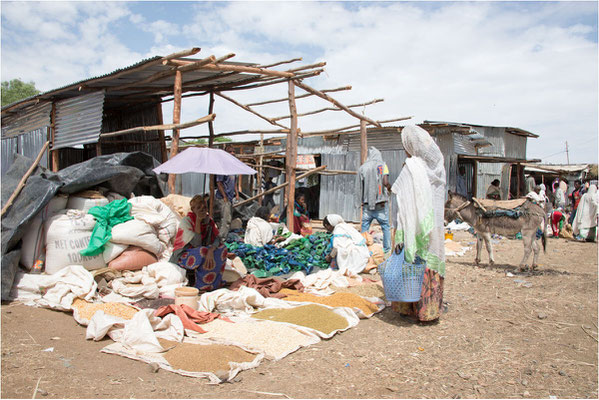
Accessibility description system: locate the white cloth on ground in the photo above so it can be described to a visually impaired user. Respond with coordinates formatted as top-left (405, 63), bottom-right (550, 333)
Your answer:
top-left (197, 286), bottom-right (291, 316)
top-left (288, 269), bottom-right (359, 296)
top-left (9, 265), bottom-right (97, 311)
top-left (109, 262), bottom-right (187, 300)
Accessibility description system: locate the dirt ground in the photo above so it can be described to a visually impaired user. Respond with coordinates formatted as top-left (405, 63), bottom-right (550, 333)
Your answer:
top-left (2, 230), bottom-right (598, 399)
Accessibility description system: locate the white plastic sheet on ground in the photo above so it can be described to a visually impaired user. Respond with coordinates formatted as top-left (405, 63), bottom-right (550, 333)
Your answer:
top-left (9, 265), bottom-right (97, 310)
top-left (288, 269), bottom-right (360, 296)
top-left (446, 221), bottom-right (471, 231)
top-left (101, 335), bottom-right (264, 384)
top-left (444, 239), bottom-right (470, 257)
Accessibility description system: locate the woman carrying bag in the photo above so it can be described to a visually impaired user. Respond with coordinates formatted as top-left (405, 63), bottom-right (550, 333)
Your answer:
top-left (390, 125), bottom-right (446, 322)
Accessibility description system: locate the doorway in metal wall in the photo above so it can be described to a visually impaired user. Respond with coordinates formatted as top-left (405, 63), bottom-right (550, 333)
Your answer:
top-left (457, 160), bottom-right (476, 199)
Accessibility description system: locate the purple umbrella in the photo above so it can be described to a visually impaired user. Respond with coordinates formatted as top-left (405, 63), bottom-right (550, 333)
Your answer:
top-left (153, 147), bottom-right (257, 175)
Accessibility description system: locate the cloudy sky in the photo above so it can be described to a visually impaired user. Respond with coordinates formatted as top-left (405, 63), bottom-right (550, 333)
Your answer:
top-left (2, 1), bottom-right (597, 163)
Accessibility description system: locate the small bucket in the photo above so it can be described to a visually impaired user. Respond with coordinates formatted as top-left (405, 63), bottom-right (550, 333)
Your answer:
top-left (174, 287), bottom-right (199, 310)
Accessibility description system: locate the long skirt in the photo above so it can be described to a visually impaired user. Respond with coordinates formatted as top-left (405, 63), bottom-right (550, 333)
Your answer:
top-left (177, 245), bottom-right (228, 292)
top-left (392, 268), bottom-right (444, 322)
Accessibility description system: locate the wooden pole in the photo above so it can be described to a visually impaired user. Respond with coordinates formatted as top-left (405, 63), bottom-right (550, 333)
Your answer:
top-left (273, 98), bottom-right (384, 121)
top-left (285, 80), bottom-right (299, 232)
top-left (50, 103), bottom-right (59, 171)
top-left (208, 92), bottom-right (216, 216)
top-left (234, 165), bottom-right (326, 208)
top-left (156, 103), bottom-right (168, 162)
top-left (293, 80), bottom-right (382, 128)
top-left (215, 92), bottom-right (289, 129)
top-left (360, 120), bottom-right (368, 164)
top-left (168, 70), bottom-right (183, 194)
top-left (257, 133), bottom-right (264, 205)
top-left (259, 57), bottom-right (302, 69)
top-left (100, 114), bottom-right (215, 138)
top-left (200, 63), bottom-right (294, 78)
top-left (300, 116), bottom-right (412, 137)
top-left (1, 141), bottom-right (50, 217)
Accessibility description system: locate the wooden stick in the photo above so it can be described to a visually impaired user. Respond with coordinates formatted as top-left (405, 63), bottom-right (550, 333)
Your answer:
top-left (165, 53), bottom-right (235, 67)
top-left (273, 98), bottom-right (385, 121)
top-left (237, 150), bottom-right (285, 158)
top-left (162, 47), bottom-right (201, 61)
top-left (100, 114), bottom-right (215, 138)
top-left (246, 85), bottom-right (352, 107)
top-left (300, 116), bottom-right (413, 137)
top-left (285, 80), bottom-right (298, 232)
top-left (177, 55), bottom-right (217, 72)
top-left (200, 63), bottom-right (294, 78)
top-left (168, 70), bottom-right (183, 194)
top-left (360, 119), bottom-right (368, 164)
top-left (286, 61), bottom-right (326, 73)
top-left (581, 325), bottom-right (598, 342)
top-left (32, 376), bottom-right (42, 399)
top-left (259, 57), bottom-right (302, 69)
top-left (215, 92), bottom-right (289, 129)
top-left (50, 103), bottom-right (58, 171)
top-left (293, 80), bottom-right (381, 127)
top-left (234, 165), bottom-right (326, 208)
top-left (1, 141), bottom-right (50, 217)
top-left (223, 70), bottom-right (323, 92)
top-left (208, 92), bottom-right (216, 216)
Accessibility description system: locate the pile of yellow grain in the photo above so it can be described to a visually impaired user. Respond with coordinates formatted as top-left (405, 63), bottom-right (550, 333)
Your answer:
top-left (160, 339), bottom-right (256, 373)
top-left (252, 304), bottom-right (349, 334)
top-left (280, 289), bottom-right (379, 316)
top-left (71, 298), bottom-right (138, 321)
top-left (330, 283), bottom-right (386, 299)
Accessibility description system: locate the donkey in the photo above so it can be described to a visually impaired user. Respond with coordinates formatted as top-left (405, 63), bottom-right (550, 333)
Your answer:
top-left (445, 191), bottom-right (547, 271)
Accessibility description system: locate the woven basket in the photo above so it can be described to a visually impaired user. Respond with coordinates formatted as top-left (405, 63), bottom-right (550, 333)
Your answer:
top-left (379, 248), bottom-right (426, 302)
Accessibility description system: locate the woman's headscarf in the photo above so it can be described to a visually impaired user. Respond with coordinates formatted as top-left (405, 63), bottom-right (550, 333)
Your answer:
top-left (391, 125), bottom-right (446, 276)
top-left (573, 184), bottom-right (598, 235)
top-left (325, 214), bottom-right (344, 227)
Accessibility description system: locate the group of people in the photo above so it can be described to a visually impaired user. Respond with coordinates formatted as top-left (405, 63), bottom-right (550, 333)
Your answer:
top-left (548, 179), bottom-right (598, 241)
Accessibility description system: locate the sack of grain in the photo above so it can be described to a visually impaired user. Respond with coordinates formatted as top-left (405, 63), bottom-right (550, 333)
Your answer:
top-left (128, 196), bottom-right (179, 259)
top-left (160, 194), bottom-right (191, 219)
top-left (110, 219), bottom-right (162, 257)
top-left (20, 193), bottom-right (69, 270)
top-left (108, 246), bottom-right (159, 271)
top-left (66, 190), bottom-right (109, 211)
top-left (44, 210), bottom-right (107, 274)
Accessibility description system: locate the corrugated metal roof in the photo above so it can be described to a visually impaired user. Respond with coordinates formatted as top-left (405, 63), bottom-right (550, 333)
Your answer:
top-left (53, 91), bottom-right (105, 149)
top-left (1, 102), bottom-right (51, 137)
top-left (423, 120), bottom-right (539, 138)
top-left (522, 163), bottom-right (590, 173)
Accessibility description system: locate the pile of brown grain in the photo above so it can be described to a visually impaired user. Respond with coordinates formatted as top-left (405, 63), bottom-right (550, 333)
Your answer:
top-left (252, 304), bottom-right (349, 334)
top-left (280, 289), bottom-right (379, 316)
top-left (71, 299), bottom-right (138, 321)
top-left (160, 340), bottom-right (256, 373)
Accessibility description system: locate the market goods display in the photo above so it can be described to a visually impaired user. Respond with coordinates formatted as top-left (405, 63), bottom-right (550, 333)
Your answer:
top-left (71, 299), bottom-right (138, 323)
top-left (330, 282), bottom-right (386, 299)
top-left (160, 340), bottom-right (257, 373)
top-left (252, 304), bottom-right (349, 335)
top-left (225, 232), bottom-right (332, 278)
top-left (197, 318), bottom-right (320, 360)
top-left (280, 289), bottom-right (379, 317)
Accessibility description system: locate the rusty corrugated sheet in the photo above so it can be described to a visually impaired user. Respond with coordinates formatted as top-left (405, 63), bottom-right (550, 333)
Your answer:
top-left (1, 129), bottom-right (49, 175)
top-left (1, 102), bottom-right (51, 137)
top-left (54, 91), bottom-right (105, 149)
top-left (1, 136), bottom-right (18, 175)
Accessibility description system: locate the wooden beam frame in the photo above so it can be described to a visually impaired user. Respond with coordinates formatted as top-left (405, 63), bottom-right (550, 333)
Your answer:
top-left (299, 116), bottom-right (413, 137)
top-left (215, 92), bottom-right (289, 129)
top-left (293, 80), bottom-right (381, 127)
top-left (100, 114), bottom-right (215, 138)
top-left (168, 70), bottom-right (183, 194)
top-left (272, 98), bottom-right (384, 121)
top-left (259, 57), bottom-right (302, 69)
top-left (285, 80), bottom-right (299, 232)
top-left (246, 85), bottom-right (352, 107)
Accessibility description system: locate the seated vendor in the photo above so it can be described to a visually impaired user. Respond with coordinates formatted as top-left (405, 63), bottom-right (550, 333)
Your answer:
top-left (281, 193), bottom-right (313, 236)
top-left (245, 206), bottom-right (275, 247)
top-left (171, 195), bottom-right (227, 292)
top-left (323, 214), bottom-right (370, 276)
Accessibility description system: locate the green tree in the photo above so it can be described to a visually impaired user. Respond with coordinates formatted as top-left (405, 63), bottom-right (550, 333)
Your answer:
top-left (1, 79), bottom-right (40, 107)
top-left (185, 136), bottom-right (232, 146)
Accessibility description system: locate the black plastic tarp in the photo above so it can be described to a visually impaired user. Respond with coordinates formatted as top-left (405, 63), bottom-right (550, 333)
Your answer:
top-left (1, 151), bottom-right (166, 299)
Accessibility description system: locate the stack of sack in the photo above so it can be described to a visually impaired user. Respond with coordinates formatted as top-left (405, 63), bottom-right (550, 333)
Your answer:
top-left (21, 190), bottom-right (181, 276)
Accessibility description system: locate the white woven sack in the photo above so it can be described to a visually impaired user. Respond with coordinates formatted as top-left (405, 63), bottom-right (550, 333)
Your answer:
top-left (128, 196), bottom-right (179, 259)
top-left (110, 219), bottom-right (162, 256)
top-left (20, 194), bottom-right (69, 270)
top-left (102, 242), bottom-right (128, 264)
top-left (44, 210), bottom-right (107, 274)
top-left (66, 195), bottom-right (109, 212)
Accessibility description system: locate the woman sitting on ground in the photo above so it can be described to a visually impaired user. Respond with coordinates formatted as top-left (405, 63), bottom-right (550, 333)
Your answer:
top-left (281, 192), bottom-right (313, 236)
top-left (171, 194), bottom-right (228, 292)
top-left (323, 214), bottom-right (370, 276)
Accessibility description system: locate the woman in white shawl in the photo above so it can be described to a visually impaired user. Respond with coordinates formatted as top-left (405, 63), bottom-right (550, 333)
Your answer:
top-left (323, 214), bottom-right (370, 276)
top-left (390, 125), bottom-right (446, 322)
top-left (572, 184), bottom-right (598, 242)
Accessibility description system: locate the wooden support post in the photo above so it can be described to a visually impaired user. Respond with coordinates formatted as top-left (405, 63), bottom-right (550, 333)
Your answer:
top-left (95, 141), bottom-right (102, 156)
top-left (517, 163), bottom-right (522, 198)
top-left (285, 80), bottom-right (299, 232)
top-left (168, 70), bottom-right (182, 194)
top-left (257, 133), bottom-right (264, 205)
top-left (50, 103), bottom-right (59, 171)
top-left (360, 120), bottom-right (368, 164)
top-left (156, 103), bottom-right (168, 162)
top-left (208, 91), bottom-right (216, 216)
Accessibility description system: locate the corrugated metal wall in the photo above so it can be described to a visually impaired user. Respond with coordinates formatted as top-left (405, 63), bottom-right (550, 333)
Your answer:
top-left (1, 128), bottom-right (49, 176)
top-left (100, 103), bottom-right (163, 162)
top-left (504, 133), bottom-right (527, 159)
top-left (178, 173), bottom-right (210, 197)
top-left (475, 126), bottom-right (505, 157)
top-left (54, 91), bottom-right (105, 149)
top-left (1, 102), bottom-right (51, 137)
top-left (476, 162), bottom-right (504, 198)
top-left (345, 131), bottom-right (403, 152)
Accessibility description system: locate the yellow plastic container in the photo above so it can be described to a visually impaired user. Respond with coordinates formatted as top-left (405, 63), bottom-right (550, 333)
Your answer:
top-left (444, 232), bottom-right (454, 240)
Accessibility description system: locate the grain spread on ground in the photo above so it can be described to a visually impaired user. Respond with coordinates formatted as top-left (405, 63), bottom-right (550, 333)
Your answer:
top-left (280, 289), bottom-right (379, 316)
top-left (159, 339), bottom-right (256, 373)
top-left (198, 318), bottom-right (318, 359)
top-left (331, 283), bottom-right (386, 299)
top-left (252, 304), bottom-right (348, 334)
top-left (71, 299), bottom-right (138, 321)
